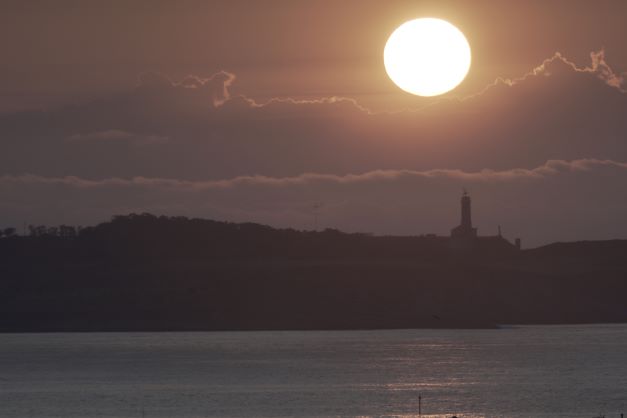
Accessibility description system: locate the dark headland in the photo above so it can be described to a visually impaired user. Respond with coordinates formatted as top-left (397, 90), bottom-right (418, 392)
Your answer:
top-left (1, 198), bottom-right (626, 332)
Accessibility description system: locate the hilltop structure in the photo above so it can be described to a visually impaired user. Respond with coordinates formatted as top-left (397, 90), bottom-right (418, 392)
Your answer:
top-left (449, 191), bottom-right (520, 251)
top-left (451, 190), bottom-right (477, 240)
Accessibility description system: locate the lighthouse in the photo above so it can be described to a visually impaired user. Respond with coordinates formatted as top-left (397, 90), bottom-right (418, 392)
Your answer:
top-left (448, 190), bottom-right (520, 251)
top-left (451, 190), bottom-right (478, 239)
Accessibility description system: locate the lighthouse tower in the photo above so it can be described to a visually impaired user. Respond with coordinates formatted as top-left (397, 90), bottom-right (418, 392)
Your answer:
top-left (451, 190), bottom-right (477, 239)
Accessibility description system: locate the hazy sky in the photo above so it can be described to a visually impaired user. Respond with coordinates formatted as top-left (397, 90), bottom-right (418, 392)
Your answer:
top-left (2, 0), bottom-right (627, 246)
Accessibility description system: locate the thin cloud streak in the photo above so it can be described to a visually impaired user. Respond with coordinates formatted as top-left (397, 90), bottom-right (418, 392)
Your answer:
top-left (2, 158), bottom-right (625, 190)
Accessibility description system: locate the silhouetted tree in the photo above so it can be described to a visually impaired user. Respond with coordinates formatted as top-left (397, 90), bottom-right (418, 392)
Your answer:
top-left (28, 225), bottom-right (47, 237)
top-left (3, 227), bottom-right (16, 237)
top-left (59, 225), bottom-right (77, 239)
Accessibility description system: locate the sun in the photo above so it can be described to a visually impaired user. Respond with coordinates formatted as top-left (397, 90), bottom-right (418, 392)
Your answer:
top-left (384, 18), bottom-right (471, 97)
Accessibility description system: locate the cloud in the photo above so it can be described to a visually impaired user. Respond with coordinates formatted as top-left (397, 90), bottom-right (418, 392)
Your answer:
top-left (0, 50), bottom-right (624, 182)
top-left (3, 158), bottom-right (622, 190)
top-left (137, 70), bottom-right (236, 106)
top-left (442, 50), bottom-right (626, 105)
top-left (588, 50), bottom-right (626, 90)
top-left (1, 52), bottom-right (627, 245)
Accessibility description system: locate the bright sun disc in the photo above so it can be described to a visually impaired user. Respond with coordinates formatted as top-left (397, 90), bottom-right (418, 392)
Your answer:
top-left (384, 18), bottom-right (471, 97)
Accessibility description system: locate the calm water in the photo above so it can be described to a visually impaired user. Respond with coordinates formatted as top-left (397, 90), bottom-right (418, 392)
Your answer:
top-left (1, 325), bottom-right (626, 418)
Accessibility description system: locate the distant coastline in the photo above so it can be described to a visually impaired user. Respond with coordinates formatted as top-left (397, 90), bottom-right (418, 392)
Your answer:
top-left (1, 213), bottom-right (626, 332)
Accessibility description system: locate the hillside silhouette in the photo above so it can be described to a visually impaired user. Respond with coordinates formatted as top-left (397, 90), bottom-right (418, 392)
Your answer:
top-left (1, 213), bottom-right (626, 332)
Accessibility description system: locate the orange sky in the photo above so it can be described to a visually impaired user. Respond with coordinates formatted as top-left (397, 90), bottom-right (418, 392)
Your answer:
top-left (1, 0), bottom-right (627, 246)
top-left (1, 0), bottom-right (626, 111)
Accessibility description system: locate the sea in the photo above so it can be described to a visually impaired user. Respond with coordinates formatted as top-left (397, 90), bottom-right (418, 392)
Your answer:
top-left (1, 325), bottom-right (626, 418)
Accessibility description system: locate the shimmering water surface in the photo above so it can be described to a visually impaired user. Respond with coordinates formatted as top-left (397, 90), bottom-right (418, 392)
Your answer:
top-left (1, 325), bottom-right (626, 418)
